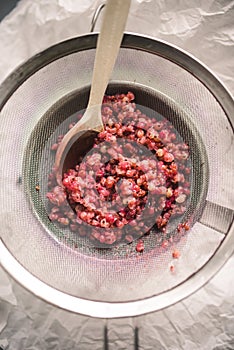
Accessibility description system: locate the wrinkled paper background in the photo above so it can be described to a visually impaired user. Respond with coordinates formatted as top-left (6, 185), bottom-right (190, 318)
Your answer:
top-left (0, 0), bottom-right (234, 349)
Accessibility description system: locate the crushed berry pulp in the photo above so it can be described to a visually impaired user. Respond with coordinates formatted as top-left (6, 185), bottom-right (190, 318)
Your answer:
top-left (46, 92), bottom-right (191, 247)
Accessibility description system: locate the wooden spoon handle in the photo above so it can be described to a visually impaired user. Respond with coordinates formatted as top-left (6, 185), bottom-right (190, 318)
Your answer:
top-left (88, 0), bottom-right (131, 109)
top-left (54, 0), bottom-right (131, 184)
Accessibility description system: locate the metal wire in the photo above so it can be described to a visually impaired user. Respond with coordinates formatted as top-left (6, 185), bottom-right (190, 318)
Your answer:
top-left (90, 3), bottom-right (105, 32)
top-left (104, 325), bottom-right (109, 350)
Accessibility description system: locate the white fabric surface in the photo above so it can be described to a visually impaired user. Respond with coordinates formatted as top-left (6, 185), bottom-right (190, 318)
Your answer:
top-left (0, 0), bottom-right (233, 349)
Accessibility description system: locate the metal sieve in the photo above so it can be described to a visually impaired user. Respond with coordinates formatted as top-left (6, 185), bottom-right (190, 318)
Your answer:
top-left (0, 17), bottom-right (233, 317)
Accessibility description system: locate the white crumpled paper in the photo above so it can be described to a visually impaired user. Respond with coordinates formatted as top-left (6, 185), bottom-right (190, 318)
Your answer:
top-left (0, 0), bottom-right (234, 349)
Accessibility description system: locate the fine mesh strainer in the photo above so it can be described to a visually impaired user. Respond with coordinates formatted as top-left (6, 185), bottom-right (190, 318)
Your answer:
top-left (0, 31), bottom-right (233, 318)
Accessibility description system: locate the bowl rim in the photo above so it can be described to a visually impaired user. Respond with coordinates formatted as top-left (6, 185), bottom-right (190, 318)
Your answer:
top-left (0, 32), bottom-right (233, 318)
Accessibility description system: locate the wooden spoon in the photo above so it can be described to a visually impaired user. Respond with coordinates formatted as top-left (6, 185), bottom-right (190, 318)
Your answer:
top-left (54, 0), bottom-right (131, 184)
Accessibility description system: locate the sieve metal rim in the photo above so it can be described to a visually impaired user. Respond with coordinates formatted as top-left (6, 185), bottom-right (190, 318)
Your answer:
top-left (0, 33), bottom-right (233, 318)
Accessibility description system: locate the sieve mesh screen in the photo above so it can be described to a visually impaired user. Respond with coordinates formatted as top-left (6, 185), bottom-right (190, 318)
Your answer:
top-left (0, 44), bottom-right (233, 304)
